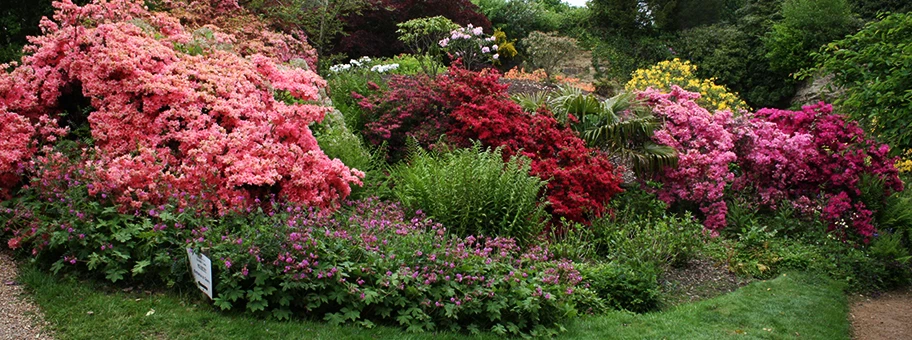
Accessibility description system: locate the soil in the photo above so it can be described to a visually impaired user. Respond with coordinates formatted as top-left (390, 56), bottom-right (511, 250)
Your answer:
top-left (850, 288), bottom-right (912, 340)
top-left (659, 257), bottom-right (752, 306)
top-left (0, 250), bottom-right (53, 340)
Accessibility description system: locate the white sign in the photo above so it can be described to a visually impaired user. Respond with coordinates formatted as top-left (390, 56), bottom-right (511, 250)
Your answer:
top-left (186, 248), bottom-right (214, 299)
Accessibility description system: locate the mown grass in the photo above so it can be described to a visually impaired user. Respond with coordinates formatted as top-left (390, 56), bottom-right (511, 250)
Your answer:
top-left (19, 266), bottom-right (849, 339)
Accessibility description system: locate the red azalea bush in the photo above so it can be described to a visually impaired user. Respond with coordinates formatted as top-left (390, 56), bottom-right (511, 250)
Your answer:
top-left (0, 0), bottom-right (361, 212)
top-left (355, 65), bottom-right (622, 223)
top-left (736, 103), bottom-right (903, 238)
top-left (639, 86), bottom-right (739, 233)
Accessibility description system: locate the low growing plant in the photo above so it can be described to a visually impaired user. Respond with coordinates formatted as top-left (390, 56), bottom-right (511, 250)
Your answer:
top-left (197, 198), bottom-right (587, 336)
top-left (390, 145), bottom-right (547, 244)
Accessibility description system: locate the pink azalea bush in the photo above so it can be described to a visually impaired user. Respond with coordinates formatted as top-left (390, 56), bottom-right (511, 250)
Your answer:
top-left (0, 0), bottom-right (361, 212)
top-left (638, 86), bottom-right (738, 233)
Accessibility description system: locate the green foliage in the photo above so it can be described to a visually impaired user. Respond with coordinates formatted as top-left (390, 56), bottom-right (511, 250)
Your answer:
top-left (512, 89), bottom-right (677, 177)
top-left (589, 33), bottom-right (674, 83)
top-left (708, 192), bottom-right (912, 290)
top-left (390, 145), bottom-right (547, 243)
top-left (0, 147), bottom-right (190, 286)
top-left (313, 111), bottom-right (387, 200)
top-left (673, 1), bottom-right (799, 108)
top-left (764, 0), bottom-right (858, 74)
top-left (575, 262), bottom-right (661, 313)
top-left (0, 0), bottom-right (60, 63)
top-left (577, 92), bottom-right (677, 176)
top-left (520, 31), bottom-right (582, 79)
top-left (809, 12), bottom-right (912, 153)
top-left (242, 0), bottom-right (368, 57)
top-left (550, 188), bottom-right (703, 269)
top-left (20, 266), bottom-right (852, 339)
top-left (473, 0), bottom-right (562, 41)
top-left (396, 16), bottom-right (460, 75)
top-left (849, 0), bottom-right (912, 21)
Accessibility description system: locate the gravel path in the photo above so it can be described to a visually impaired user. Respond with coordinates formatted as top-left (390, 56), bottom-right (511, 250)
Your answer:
top-left (851, 288), bottom-right (912, 340)
top-left (0, 250), bottom-right (53, 340)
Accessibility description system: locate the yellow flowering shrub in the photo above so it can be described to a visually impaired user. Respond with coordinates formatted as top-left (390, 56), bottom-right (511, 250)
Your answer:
top-left (897, 150), bottom-right (912, 173)
top-left (626, 58), bottom-right (748, 112)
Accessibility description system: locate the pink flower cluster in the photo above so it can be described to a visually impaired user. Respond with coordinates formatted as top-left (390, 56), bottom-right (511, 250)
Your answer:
top-left (639, 86), bottom-right (903, 238)
top-left (738, 103), bottom-right (902, 238)
top-left (639, 86), bottom-right (738, 232)
top-left (0, 108), bottom-right (35, 198)
top-left (0, 0), bottom-right (361, 211)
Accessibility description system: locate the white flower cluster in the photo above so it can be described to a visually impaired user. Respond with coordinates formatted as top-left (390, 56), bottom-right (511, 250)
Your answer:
top-left (370, 63), bottom-right (400, 73)
top-left (330, 56), bottom-right (400, 74)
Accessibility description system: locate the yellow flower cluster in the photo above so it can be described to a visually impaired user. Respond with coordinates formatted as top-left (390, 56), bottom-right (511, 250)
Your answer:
top-left (626, 58), bottom-right (748, 112)
top-left (897, 150), bottom-right (912, 173)
top-left (503, 67), bottom-right (596, 92)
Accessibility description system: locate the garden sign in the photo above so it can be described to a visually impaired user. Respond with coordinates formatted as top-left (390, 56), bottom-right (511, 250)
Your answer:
top-left (186, 248), bottom-right (214, 299)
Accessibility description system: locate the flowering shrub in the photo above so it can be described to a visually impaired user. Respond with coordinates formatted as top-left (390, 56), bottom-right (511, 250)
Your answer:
top-left (1, 154), bottom-right (190, 283)
top-left (626, 58), bottom-right (748, 112)
top-left (0, 163), bottom-right (587, 335)
top-left (898, 151), bottom-right (912, 173)
top-left (639, 86), bottom-right (739, 232)
top-left (0, 0), bottom-right (361, 212)
top-left (736, 103), bottom-right (903, 238)
top-left (503, 67), bottom-right (596, 92)
top-left (0, 109), bottom-right (34, 199)
top-left (333, 0), bottom-right (491, 58)
top-left (198, 198), bottom-right (585, 336)
top-left (438, 23), bottom-right (499, 70)
top-left (355, 65), bottom-right (622, 223)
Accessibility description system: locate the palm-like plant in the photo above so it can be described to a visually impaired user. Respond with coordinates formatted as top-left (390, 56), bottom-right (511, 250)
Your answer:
top-left (512, 87), bottom-right (677, 177)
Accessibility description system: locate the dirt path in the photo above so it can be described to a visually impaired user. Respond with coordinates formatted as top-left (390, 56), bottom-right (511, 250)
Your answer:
top-left (0, 250), bottom-right (53, 340)
top-left (851, 288), bottom-right (912, 340)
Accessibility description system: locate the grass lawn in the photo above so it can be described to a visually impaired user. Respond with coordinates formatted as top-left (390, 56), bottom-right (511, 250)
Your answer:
top-left (19, 266), bottom-right (850, 339)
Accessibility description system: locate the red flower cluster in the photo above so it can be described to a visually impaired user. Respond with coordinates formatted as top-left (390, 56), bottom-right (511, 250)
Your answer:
top-left (356, 66), bottom-right (622, 223)
top-left (0, 0), bottom-right (361, 211)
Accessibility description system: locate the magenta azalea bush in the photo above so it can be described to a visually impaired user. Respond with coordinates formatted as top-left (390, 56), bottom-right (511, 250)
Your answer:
top-left (736, 103), bottom-right (903, 238)
top-left (0, 0), bottom-right (361, 212)
top-left (638, 86), bottom-right (903, 238)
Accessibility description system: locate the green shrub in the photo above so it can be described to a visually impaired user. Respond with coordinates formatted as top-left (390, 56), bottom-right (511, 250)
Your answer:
top-left (390, 145), bottom-right (547, 243)
top-left (592, 213), bottom-right (703, 268)
top-left (313, 111), bottom-right (388, 200)
top-left (764, 0), bottom-right (858, 73)
top-left (809, 12), bottom-right (912, 154)
top-left (549, 188), bottom-right (702, 267)
top-left (576, 262), bottom-right (661, 313)
top-left (396, 16), bottom-right (459, 76)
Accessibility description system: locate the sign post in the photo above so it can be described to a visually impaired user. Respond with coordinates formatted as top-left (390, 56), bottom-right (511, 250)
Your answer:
top-left (186, 248), bottom-right (214, 299)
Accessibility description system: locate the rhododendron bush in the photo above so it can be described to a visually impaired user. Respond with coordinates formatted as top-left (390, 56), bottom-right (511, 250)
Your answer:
top-left (0, 0), bottom-right (361, 210)
top-left (638, 86), bottom-right (903, 238)
top-left (639, 86), bottom-right (738, 233)
top-left (736, 103), bottom-right (903, 238)
top-left (355, 65), bottom-right (623, 223)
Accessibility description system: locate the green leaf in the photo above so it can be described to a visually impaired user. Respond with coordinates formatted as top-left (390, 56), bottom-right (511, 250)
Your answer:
top-left (131, 260), bottom-right (151, 275)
